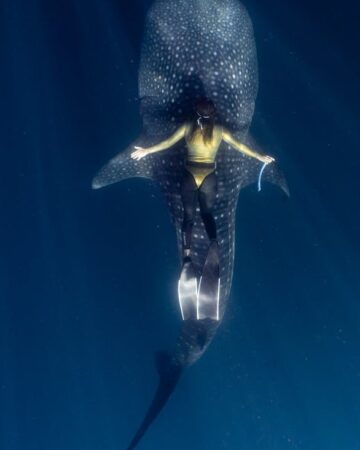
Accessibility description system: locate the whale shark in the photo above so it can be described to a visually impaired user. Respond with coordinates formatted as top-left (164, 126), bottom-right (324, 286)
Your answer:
top-left (92, 0), bottom-right (288, 448)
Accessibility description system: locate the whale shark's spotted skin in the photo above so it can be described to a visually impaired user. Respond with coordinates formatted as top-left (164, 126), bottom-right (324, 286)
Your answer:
top-left (94, 0), bottom-right (286, 344)
top-left (139, 0), bottom-right (258, 134)
top-left (93, 1), bottom-right (287, 447)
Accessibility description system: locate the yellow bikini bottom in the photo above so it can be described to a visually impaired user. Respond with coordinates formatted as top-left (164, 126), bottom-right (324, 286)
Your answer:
top-left (185, 162), bottom-right (216, 188)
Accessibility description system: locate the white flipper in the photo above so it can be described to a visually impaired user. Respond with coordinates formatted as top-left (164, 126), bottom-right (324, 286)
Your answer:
top-left (178, 261), bottom-right (198, 320)
top-left (197, 241), bottom-right (220, 320)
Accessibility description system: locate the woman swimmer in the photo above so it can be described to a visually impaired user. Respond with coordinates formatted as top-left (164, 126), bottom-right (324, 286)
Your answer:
top-left (131, 98), bottom-right (274, 263)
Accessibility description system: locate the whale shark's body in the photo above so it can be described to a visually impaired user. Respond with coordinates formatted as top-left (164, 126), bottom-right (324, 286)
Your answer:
top-left (92, 0), bottom-right (288, 448)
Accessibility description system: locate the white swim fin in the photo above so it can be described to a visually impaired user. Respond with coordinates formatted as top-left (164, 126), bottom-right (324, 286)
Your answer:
top-left (178, 259), bottom-right (198, 320)
top-left (197, 241), bottom-right (220, 320)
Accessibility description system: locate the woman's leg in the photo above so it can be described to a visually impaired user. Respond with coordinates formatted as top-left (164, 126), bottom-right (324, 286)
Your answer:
top-left (180, 169), bottom-right (198, 257)
top-left (198, 171), bottom-right (217, 242)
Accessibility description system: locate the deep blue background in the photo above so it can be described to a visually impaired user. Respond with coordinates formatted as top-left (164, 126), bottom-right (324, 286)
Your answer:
top-left (1, 1), bottom-right (359, 449)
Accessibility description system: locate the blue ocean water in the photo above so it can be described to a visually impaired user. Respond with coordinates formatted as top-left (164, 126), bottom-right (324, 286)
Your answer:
top-left (1, 1), bottom-right (359, 449)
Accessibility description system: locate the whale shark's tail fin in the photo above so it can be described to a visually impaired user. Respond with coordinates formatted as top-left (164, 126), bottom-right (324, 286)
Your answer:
top-left (126, 351), bottom-right (183, 450)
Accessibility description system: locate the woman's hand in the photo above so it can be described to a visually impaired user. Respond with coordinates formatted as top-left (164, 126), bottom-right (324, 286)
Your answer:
top-left (258, 155), bottom-right (275, 164)
top-left (131, 146), bottom-right (149, 160)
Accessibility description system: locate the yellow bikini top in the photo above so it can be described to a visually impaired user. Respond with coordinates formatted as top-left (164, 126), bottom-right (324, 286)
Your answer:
top-left (184, 126), bottom-right (223, 164)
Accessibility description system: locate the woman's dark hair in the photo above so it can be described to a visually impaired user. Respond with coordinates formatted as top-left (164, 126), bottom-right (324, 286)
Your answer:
top-left (189, 97), bottom-right (216, 144)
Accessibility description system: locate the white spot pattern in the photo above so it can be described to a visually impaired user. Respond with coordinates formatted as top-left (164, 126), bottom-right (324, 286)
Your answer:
top-left (93, 0), bottom-right (287, 328)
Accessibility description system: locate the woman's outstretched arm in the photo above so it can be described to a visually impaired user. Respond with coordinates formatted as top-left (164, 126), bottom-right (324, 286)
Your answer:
top-left (131, 124), bottom-right (187, 160)
top-left (222, 129), bottom-right (275, 164)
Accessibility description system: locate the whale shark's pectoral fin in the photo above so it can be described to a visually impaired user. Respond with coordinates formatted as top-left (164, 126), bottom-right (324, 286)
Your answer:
top-left (261, 161), bottom-right (289, 197)
top-left (92, 138), bottom-right (155, 190)
top-left (241, 135), bottom-right (290, 197)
